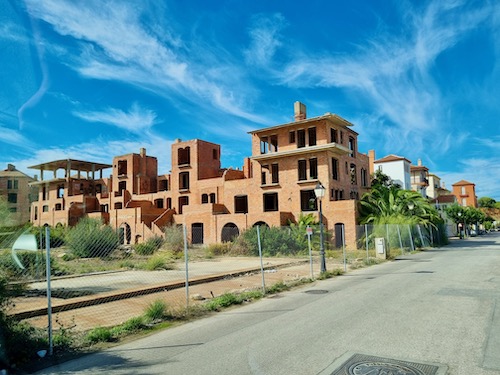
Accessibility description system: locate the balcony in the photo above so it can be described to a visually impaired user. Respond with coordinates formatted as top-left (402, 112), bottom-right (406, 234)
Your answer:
top-left (251, 143), bottom-right (350, 162)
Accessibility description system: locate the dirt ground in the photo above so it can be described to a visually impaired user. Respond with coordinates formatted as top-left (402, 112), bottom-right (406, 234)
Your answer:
top-left (16, 261), bottom-right (326, 332)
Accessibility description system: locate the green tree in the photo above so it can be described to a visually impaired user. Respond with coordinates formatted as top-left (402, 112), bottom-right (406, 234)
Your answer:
top-left (359, 185), bottom-right (441, 226)
top-left (478, 197), bottom-right (496, 208)
top-left (370, 170), bottom-right (401, 189)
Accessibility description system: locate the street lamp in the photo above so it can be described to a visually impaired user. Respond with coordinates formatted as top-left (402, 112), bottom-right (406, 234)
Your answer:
top-left (314, 182), bottom-right (326, 273)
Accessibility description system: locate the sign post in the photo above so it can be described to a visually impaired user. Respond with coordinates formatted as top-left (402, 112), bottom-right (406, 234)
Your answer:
top-left (306, 226), bottom-right (314, 278)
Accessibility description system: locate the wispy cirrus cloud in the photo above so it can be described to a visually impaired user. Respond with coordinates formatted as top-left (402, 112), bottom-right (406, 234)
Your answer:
top-left (273, 1), bottom-right (493, 156)
top-left (0, 124), bottom-right (36, 150)
top-left (244, 13), bottom-right (287, 68)
top-left (24, 0), bottom-right (266, 124)
top-left (73, 103), bottom-right (158, 133)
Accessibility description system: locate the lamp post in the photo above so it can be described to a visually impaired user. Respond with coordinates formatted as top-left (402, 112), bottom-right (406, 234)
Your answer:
top-left (314, 182), bottom-right (326, 273)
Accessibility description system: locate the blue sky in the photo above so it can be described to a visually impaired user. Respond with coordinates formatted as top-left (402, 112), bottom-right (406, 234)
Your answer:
top-left (1, 0), bottom-right (499, 200)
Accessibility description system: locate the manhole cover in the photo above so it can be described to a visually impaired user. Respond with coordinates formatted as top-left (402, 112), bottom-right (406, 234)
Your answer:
top-left (304, 289), bottom-right (328, 294)
top-left (330, 353), bottom-right (441, 375)
top-left (415, 270), bottom-right (434, 274)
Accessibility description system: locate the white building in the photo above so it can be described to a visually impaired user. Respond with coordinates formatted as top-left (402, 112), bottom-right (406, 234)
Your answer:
top-left (372, 154), bottom-right (412, 190)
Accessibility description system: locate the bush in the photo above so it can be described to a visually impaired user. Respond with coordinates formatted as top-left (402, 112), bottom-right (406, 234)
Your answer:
top-left (163, 225), bottom-right (184, 253)
top-left (133, 236), bottom-right (164, 255)
top-left (0, 276), bottom-right (47, 369)
top-left (205, 242), bottom-right (232, 256)
top-left (141, 255), bottom-right (174, 271)
top-left (85, 327), bottom-right (113, 344)
top-left (31, 224), bottom-right (66, 248)
top-left (144, 300), bottom-right (169, 321)
top-left (205, 293), bottom-right (240, 311)
top-left (232, 226), bottom-right (305, 257)
top-left (66, 218), bottom-right (119, 258)
top-left (0, 250), bottom-right (58, 280)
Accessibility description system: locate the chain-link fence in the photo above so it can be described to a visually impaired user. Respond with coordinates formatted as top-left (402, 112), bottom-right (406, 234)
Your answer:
top-left (0, 219), bottom-right (448, 364)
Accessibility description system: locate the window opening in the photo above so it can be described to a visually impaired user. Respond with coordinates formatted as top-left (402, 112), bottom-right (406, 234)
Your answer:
top-left (300, 190), bottom-right (317, 211)
top-left (179, 172), bottom-right (190, 190)
top-left (178, 147), bottom-right (191, 165)
top-left (297, 129), bottom-right (306, 148)
top-left (332, 158), bottom-right (339, 180)
top-left (263, 193), bottom-right (279, 212)
top-left (234, 195), bottom-right (248, 214)
top-left (298, 160), bottom-right (307, 181)
top-left (271, 163), bottom-right (279, 184)
top-left (309, 158), bottom-right (318, 179)
top-left (308, 127), bottom-right (317, 146)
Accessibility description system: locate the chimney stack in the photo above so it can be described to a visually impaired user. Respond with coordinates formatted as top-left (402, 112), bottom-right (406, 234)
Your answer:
top-left (417, 159), bottom-right (422, 166)
top-left (7, 164), bottom-right (15, 171)
top-left (294, 101), bottom-right (306, 121)
top-left (140, 148), bottom-right (146, 157)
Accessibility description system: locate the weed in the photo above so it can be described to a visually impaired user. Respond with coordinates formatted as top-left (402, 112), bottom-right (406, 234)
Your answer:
top-left (317, 268), bottom-right (344, 279)
top-left (266, 281), bottom-right (289, 294)
top-left (145, 300), bottom-right (169, 321)
top-left (205, 243), bottom-right (232, 256)
top-left (204, 293), bottom-right (240, 311)
top-left (142, 255), bottom-right (168, 271)
top-left (85, 327), bottom-right (113, 344)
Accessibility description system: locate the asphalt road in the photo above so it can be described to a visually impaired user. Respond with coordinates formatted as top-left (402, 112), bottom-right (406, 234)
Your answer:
top-left (35, 232), bottom-right (500, 375)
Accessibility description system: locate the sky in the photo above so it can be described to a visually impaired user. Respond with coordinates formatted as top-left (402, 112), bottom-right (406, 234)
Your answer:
top-left (0, 0), bottom-right (499, 200)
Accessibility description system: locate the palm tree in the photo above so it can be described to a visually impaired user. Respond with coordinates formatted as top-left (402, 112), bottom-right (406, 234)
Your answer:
top-left (359, 185), bottom-right (441, 227)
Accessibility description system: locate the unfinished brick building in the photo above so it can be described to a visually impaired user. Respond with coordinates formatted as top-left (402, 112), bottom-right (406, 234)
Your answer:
top-left (29, 102), bottom-right (370, 248)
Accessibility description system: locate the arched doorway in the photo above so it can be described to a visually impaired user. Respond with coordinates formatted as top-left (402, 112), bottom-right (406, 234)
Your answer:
top-left (119, 223), bottom-right (131, 245)
top-left (253, 221), bottom-right (269, 228)
top-left (221, 223), bottom-right (239, 242)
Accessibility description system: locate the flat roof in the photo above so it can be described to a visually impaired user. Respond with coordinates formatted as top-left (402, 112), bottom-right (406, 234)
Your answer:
top-left (248, 113), bottom-right (355, 135)
top-left (28, 159), bottom-right (112, 172)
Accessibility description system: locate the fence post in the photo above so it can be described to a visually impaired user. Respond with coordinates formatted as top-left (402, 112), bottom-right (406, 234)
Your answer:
top-left (256, 226), bottom-right (266, 293)
top-left (408, 225), bottom-right (415, 251)
top-left (365, 224), bottom-right (369, 263)
top-left (342, 224), bottom-right (346, 272)
top-left (397, 225), bottom-right (404, 255)
top-left (306, 226), bottom-right (314, 279)
top-left (45, 226), bottom-right (53, 357)
top-left (183, 224), bottom-right (189, 307)
top-left (417, 225), bottom-right (425, 248)
top-left (385, 224), bottom-right (390, 253)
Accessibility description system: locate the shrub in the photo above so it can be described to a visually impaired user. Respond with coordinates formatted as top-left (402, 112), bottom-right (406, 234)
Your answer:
top-left (31, 224), bottom-right (66, 248)
top-left (205, 242), bottom-right (232, 256)
top-left (144, 300), bottom-right (169, 321)
top-left (141, 255), bottom-right (175, 271)
top-left (205, 293), bottom-right (239, 311)
top-left (0, 250), bottom-right (58, 280)
top-left (134, 236), bottom-right (164, 256)
top-left (85, 327), bottom-right (113, 344)
top-left (0, 276), bottom-right (47, 369)
top-left (232, 226), bottom-right (305, 257)
top-left (66, 218), bottom-right (119, 258)
top-left (110, 317), bottom-right (146, 336)
top-left (163, 225), bottom-right (184, 254)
